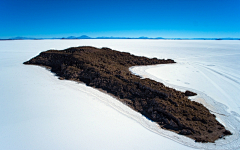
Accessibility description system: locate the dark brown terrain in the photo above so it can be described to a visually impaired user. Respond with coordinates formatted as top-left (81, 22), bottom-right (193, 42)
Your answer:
top-left (24, 46), bottom-right (231, 142)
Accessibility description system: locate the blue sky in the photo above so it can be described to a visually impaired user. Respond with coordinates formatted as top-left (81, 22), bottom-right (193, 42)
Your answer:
top-left (1, 0), bottom-right (240, 38)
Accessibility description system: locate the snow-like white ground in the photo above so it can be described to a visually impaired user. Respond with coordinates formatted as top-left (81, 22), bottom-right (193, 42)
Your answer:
top-left (0, 40), bottom-right (240, 150)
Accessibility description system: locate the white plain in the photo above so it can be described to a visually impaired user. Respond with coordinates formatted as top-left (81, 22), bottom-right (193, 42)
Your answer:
top-left (0, 40), bottom-right (239, 150)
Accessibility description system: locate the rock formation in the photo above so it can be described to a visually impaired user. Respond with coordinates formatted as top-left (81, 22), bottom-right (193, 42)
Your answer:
top-left (24, 46), bottom-right (231, 142)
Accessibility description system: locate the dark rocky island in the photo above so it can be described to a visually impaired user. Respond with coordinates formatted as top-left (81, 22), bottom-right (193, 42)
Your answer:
top-left (24, 46), bottom-right (231, 143)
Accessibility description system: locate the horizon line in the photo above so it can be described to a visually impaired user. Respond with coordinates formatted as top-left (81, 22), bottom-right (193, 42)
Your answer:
top-left (1, 35), bottom-right (240, 40)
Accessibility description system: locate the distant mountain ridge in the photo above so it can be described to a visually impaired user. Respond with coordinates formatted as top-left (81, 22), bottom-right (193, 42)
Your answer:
top-left (1, 35), bottom-right (240, 40)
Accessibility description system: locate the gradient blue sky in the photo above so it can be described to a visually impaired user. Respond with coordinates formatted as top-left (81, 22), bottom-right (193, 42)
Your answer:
top-left (1, 0), bottom-right (240, 38)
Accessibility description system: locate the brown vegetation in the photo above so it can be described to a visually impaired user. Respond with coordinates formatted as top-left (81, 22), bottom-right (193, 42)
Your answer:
top-left (24, 46), bottom-right (231, 142)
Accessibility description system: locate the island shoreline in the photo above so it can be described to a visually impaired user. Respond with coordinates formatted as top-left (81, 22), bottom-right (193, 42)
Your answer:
top-left (23, 46), bottom-right (232, 143)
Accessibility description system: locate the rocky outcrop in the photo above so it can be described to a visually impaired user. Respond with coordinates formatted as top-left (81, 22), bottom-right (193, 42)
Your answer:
top-left (24, 46), bottom-right (231, 142)
top-left (185, 90), bottom-right (197, 96)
